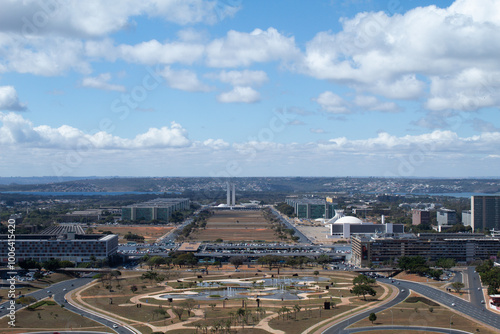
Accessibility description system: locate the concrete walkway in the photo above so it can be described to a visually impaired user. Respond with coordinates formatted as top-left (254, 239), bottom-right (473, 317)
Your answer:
top-left (68, 273), bottom-right (395, 334)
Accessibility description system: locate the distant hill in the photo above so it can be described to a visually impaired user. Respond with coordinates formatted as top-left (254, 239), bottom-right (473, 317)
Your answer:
top-left (0, 176), bottom-right (499, 195)
top-left (0, 176), bottom-right (105, 185)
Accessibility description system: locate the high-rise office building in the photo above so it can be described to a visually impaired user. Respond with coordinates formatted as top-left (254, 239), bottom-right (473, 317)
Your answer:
top-left (471, 196), bottom-right (500, 232)
top-left (412, 209), bottom-right (430, 226)
top-left (285, 197), bottom-right (335, 219)
top-left (122, 198), bottom-right (190, 221)
top-left (437, 208), bottom-right (457, 226)
top-left (462, 210), bottom-right (471, 227)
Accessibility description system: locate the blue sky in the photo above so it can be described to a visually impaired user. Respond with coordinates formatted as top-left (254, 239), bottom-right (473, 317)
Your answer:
top-left (0, 0), bottom-right (499, 177)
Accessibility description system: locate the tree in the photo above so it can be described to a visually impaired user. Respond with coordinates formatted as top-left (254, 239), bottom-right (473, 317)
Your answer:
top-left (183, 298), bottom-right (196, 317)
top-left (427, 269), bottom-right (443, 280)
top-left (147, 256), bottom-right (167, 269)
top-left (123, 232), bottom-right (145, 242)
top-left (257, 255), bottom-right (283, 272)
top-left (353, 274), bottom-right (375, 286)
top-left (316, 254), bottom-right (331, 268)
top-left (237, 308), bottom-right (246, 327)
top-left (152, 308), bottom-right (167, 320)
top-left (18, 259), bottom-right (41, 271)
top-left (130, 285), bottom-right (138, 293)
top-left (479, 266), bottom-right (500, 294)
top-left (229, 256), bottom-right (246, 270)
top-left (351, 284), bottom-right (376, 301)
top-left (42, 259), bottom-right (62, 271)
top-left (293, 304), bottom-right (301, 319)
top-left (172, 307), bottom-right (185, 321)
top-left (436, 258), bottom-right (456, 270)
top-left (451, 281), bottom-right (465, 293)
top-left (171, 252), bottom-right (198, 267)
top-left (368, 312), bottom-right (377, 324)
top-left (398, 256), bottom-right (428, 274)
top-left (280, 306), bottom-right (290, 321)
top-left (141, 271), bottom-right (165, 285)
top-left (275, 202), bottom-right (295, 217)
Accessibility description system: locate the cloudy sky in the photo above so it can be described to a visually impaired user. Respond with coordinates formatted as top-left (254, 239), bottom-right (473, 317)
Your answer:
top-left (0, 0), bottom-right (499, 178)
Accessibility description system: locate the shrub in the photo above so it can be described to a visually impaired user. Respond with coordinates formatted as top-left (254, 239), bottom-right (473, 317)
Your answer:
top-left (405, 296), bottom-right (439, 307)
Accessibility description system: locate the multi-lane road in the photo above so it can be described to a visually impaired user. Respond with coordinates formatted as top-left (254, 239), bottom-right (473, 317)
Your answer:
top-left (323, 287), bottom-right (410, 333)
top-left (4, 266), bottom-right (498, 334)
top-left (1, 277), bottom-right (138, 334)
top-left (323, 267), bottom-right (500, 333)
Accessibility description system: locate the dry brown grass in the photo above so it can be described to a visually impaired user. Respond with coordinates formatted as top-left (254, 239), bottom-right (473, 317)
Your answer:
top-left (188, 210), bottom-right (281, 242)
top-left (351, 301), bottom-right (497, 334)
top-left (0, 300), bottom-right (112, 333)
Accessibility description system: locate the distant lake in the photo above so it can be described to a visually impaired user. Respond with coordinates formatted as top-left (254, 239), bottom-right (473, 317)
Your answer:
top-left (0, 191), bottom-right (175, 196)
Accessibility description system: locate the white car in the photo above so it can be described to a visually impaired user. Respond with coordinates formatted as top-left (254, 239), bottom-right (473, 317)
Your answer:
top-left (113, 324), bottom-right (119, 328)
top-left (451, 303), bottom-right (456, 307)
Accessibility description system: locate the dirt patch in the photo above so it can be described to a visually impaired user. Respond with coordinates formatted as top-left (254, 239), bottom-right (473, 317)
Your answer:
top-left (394, 272), bottom-right (431, 283)
top-left (96, 225), bottom-right (173, 243)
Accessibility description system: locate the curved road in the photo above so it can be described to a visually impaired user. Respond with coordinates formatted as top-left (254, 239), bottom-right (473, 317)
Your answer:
top-left (1, 277), bottom-right (139, 334)
top-left (342, 325), bottom-right (473, 333)
top-left (324, 267), bottom-right (500, 333)
top-left (323, 287), bottom-right (410, 333)
top-left (53, 278), bottom-right (139, 334)
top-left (377, 275), bottom-right (500, 329)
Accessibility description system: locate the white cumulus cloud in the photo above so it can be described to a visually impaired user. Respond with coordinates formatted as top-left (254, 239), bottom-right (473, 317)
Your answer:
top-left (160, 67), bottom-right (212, 92)
top-left (354, 95), bottom-right (400, 112)
top-left (81, 73), bottom-right (126, 92)
top-left (0, 113), bottom-right (190, 149)
top-left (217, 86), bottom-right (260, 103)
top-left (0, 0), bottom-right (240, 38)
top-left (314, 91), bottom-right (350, 114)
top-left (206, 28), bottom-right (300, 67)
top-left (300, 0), bottom-right (500, 108)
top-left (211, 70), bottom-right (268, 86)
top-left (0, 86), bottom-right (27, 111)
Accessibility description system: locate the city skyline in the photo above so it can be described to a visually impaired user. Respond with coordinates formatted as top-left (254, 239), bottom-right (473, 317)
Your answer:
top-left (0, 0), bottom-right (499, 177)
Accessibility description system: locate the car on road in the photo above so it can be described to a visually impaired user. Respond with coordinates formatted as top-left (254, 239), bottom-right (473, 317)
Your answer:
top-left (481, 300), bottom-right (485, 304)
top-left (452, 303), bottom-right (456, 307)
top-left (63, 288), bottom-right (67, 291)
top-left (401, 289), bottom-right (405, 292)
top-left (478, 287), bottom-right (481, 290)
top-left (113, 324), bottom-right (119, 328)
top-left (47, 290), bottom-right (51, 293)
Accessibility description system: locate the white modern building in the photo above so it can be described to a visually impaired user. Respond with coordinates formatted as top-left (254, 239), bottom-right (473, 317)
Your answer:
top-left (226, 182), bottom-right (236, 206)
top-left (325, 211), bottom-right (404, 239)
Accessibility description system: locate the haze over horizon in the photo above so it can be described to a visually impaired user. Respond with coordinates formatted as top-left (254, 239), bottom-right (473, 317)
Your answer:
top-left (0, 0), bottom-right (499, 178)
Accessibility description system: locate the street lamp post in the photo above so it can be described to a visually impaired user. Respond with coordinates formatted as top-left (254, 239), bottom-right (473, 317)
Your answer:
top-left (389, 309), bottom-right (393, 326)
top-left (450, 314), bottom-right (455, 333)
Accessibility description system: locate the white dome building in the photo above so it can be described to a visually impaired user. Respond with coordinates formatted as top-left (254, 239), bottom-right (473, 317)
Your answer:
top-left (326, 212), bottom-right (404, 239)
top-left (333, 216), bottom-right (365, 225)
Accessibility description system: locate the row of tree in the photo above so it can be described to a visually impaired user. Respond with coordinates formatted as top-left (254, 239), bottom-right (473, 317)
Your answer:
top-left (397, 256), bottom-right (457, 280)
top-left (476, 259), bottom-right (500, 295)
